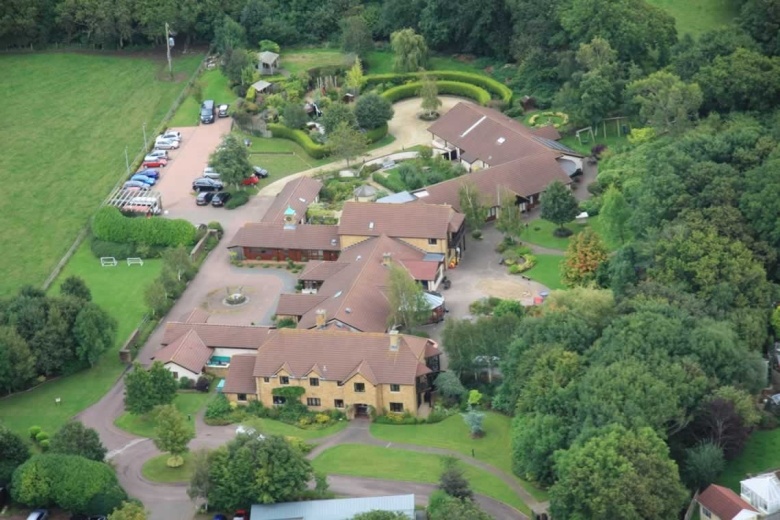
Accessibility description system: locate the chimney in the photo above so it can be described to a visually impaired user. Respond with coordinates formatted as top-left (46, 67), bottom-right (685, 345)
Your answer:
top-left (382, 252), bottom-right (392, 266)
top-left (315, 309), bottom-right (326, 328)
top-left (389, 329), bottom-right (400, 351)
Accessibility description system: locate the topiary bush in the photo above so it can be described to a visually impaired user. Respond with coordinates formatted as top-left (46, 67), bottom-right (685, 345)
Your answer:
top-left (35, 431), bottom-right (49, 443)
top-left (195, 376), bottom-right (211, 393)
top-left (29, 426), bottom-right (41, 440)
top-left (367, 71), bottom-right (512, 104)
top-left (225, 190), bottom-right (250, 209)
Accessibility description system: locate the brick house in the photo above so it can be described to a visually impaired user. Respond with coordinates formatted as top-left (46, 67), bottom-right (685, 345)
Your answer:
top-left (222, 328), bottom-right (441, 417)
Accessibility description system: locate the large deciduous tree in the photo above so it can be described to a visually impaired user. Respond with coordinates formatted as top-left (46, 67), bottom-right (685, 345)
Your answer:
top-left (626, 71), bottom-right (702, 135)
top-left (419, 73), bottom-right (442, 118)
top-left (50, 421), bottom-right (107, 462)
top-left (599, 185), bottom-right (631, 246)
top-left (213, 15), bottom-right (246, 53)
top-left (512, 413), bottom-right (570, 486)
top-left (209, 134), bottom-right (252, 188)
top-left (340, 15), bottom-right (373, 58)
top-left (386, 263), bottom-right (429, 330)
top-left (0, 326), bottom-right (36, 395)
top-left (74, 303), bottom-right (117, 367)
top-left (390, 28), bottom-right (429, 72)
top-left (540, 181), bottom-right (579, 235)
top-left (124, 362), bottom-right (178, 415)
top-left (154, 405), bottom-right (194, 467)
top-left (354, 93), bottom-right (393, 130)
top-left (327, 121), bottom-right (368, 166)
top-left (562, 228), bottom-right (608, 287)
top-left (322, 103), bottom-right (358, 134)
top-left (187, 449), bottom-right (214, 506)
top-left (0, 425), bottom-right (30, 486)
top-left (682, 441), bottom-right (725, 491)
top-left (458, 182), bottom-right (487, 231)
top-left (108, 502), bottom-right (147, 520)
top-left (695, 48), bottom-right (780, 113)
top-left (60, 276), bottom-right (92, 301)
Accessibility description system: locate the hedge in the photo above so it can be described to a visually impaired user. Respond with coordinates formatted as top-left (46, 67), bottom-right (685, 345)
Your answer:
top-left (381, 81), bottom-right (491, 105)
top-left (365, 123), bottom-right (388, 143)
top-left (269, 122), bottom-right (388, 160)
top-left (92, 206), bottom-right (196, 247)
top-left (366, 70), bottom-right (513, 104)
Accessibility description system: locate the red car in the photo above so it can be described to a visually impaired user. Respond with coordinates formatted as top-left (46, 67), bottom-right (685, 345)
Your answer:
top-left (241, 175), bottom-right (259, 186)
top-left (142, 158), bottom-right (168, 168)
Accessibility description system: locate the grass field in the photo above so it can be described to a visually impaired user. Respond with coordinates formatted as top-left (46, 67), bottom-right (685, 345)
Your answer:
top-left (169, 69), bottom-right (236, 127)
top-left (647, 0), bottom-right (739, 36)
top-left (365, 51), bottom-right (485, 75)
top-left (0, 242), bottom-right (162, 436)
top-left (720, 429), bottom-right (780, 491)
top-left (525, 254), bottom-right (565, 290)
top-left (115, 390), bottom-right (214, 438)
top-left (142, 452), bottom-right (194, 483)
top-left (282, 47), bottom-right (352, 75)
top-left (370, 412), bottom-right (548, 501)
top-left (312, 444), bottom-right (530, 514)
top-left (519, 218), bottom-right (589, 250)
top-left (242, 417), bottom-right (349, 440)
top-left (0, 52), bottom-right (201, 297)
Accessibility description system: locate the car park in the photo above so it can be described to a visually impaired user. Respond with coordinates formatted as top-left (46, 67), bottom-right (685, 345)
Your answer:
top-left (154, 139), bottom-right (179, 150)
top-left (196, 191), bottom-right (216, 205)
top-left (136, 168), bottom-right (160, 179)
top-left (242, 175), bottom-right (259, 186)
top-left (131, 174), bottom-right (156, 185)
top-left (218, 104), bottom-right (229, 117)
top-left (192, 177), bottom-right (223, 192)
top-left (212, 191), bottom-right (232, 207)
top-left (203, 167), bottom-right (221, 180)
top-left (252, 166), bottom-right (269, 178)
top-left (159, 131), bottom-right (181, 141)
top-left (26, 509), bottom-right (49, 520)
top-left (124, 180), bottom-right (150, 190)
top-left (142, 158), bottom-right (167, 168)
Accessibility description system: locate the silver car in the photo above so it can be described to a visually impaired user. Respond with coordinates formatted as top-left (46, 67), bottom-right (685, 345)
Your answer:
top-left (154, 139), bottom-right (179, 150)
top-left (147, 149), bottom-right (168, 159)
top-left (203, 167), bottom-right (221, 180)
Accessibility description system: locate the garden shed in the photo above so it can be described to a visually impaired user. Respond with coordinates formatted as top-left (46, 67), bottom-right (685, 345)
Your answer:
top-left (258, 51), bottom-right (279, 75)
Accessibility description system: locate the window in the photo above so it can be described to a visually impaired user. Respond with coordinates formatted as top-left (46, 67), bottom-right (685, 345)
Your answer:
top-left (390, 384), bottom-right (400, 392)
top-left (306, 398), bottom-right (321, 407)
top-left (237, 393), bottom-right (247, 402)
top-left (309, 377), bottom-right (319, 387)
top-left (702, 507), bottom-right (712, 519)
top-left (354, 382), bottom-right (365, 393)
top-left (263, 377), bottom-right (270, 383)
top-left (334, 399), bottom-right (344, 408)
top-left (273, 396), bottom-right (286, 405)
top-left (428, 238), bottom-right (437, 245)
top-left (279, 376), bottom-right (289, 385)
top-left (172, 372), bottom-right (179, 379)
top-left (390, 402), bottom-right (403, 412)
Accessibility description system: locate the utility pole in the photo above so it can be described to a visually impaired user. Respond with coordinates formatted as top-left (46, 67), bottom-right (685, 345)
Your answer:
top-left (142, 122), bottom-right (147, 150)
top-left (165, 23), bottom-right (173, 80)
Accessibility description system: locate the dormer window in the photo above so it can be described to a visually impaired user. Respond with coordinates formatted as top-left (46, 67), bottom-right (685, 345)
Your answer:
top-left (279, 376), bottom-right (289, 385)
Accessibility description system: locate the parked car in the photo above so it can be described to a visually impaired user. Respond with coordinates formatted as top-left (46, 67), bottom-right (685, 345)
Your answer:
top-left (201, 99), bottom-right (215, 124)
top-left (130, 174), bottom-right (156, 185)
top-left (136, 168), bottom-right (160, 179)
top-left (211, 191), bottom-right (232, 207)
top-left (218, 104), bottom-right (229, 117)
top-left (146, 149), bottom-right (168, 159)
top-left (159, 130), bottom-right (182, 141)
top-left (196, 191), bottom-right (216, 205)
top-left (154, 139), bottom-right (179, 150)
top-left (252, 166), bottom-right (269, 178)
top-left (242, 175), bottom-right (259, 186)
top-left (192, 177), bottom-right (223, 192)
top-left (124, 181), bottom-right (150, 190)
top-left (144, 154), bottom-right (166, 162)
top-left (142, 158), bottom-right (167, 168)
top-left (203, 167), bottom-right (221, 180)
top-left (26, 510), bottom-right (49, 520)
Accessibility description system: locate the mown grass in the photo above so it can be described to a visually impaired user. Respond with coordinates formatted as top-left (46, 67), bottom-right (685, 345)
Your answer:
top-left (312, 444), bottom-right (530, 514)
top-left (720, 429), bottom-right (780, 491)
top-left (647, 0), bottom-right (739, 36)
top-left (365, 51), bottom-right (485, 75)
top-left (370, 412), bottom-right (549, 501)
top-left (169, 68), bottom-right (237, 127)
top-left (141, 452), bottom-right (194, 483)
top-left (0, 52), bottom-right (201, 296)
top-left (0, 242), bottom-right (162, 436)
top-left (525, 254), bottom-right (565, 291)
top-left (282, 47), bottom-right (352, 75)
top-left (114, 390), bottom-right (214, 438)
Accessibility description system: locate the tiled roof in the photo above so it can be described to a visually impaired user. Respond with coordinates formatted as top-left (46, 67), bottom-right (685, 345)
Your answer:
top-left (252, 328), bottom-right (437, 385)
top-left (153, 330), bottom-right (212, 373)
top-left (162, 322), bottom-right (275, 350)
top-left (228, 223), bottom-right (340, 250)
top-left (179, 308), bottom-right (211, 324)
top-left (222, 355), bottom-right (258, 394)
top-left (698, 485), bottom-right (758, 520)
top-left (338, 201), bottom-right (460, 240)
top-left (298, 261), bottom-right (349, 281)
top-left (531, 125), bottom-right (562, 141)
top-left (412, 153), bottom-right (572, 211)
top-left (261, 177), bottom-right (322, 224)
top-left (276, 293), bottom-right (328, 316)
top-left (400, 260), bottom-right (439, 281)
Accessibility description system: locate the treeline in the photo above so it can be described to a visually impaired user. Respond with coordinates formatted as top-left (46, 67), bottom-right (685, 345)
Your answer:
top-left (0, 278), bottom-right (116, 395)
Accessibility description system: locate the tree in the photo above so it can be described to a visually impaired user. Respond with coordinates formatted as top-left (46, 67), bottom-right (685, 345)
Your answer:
top-left (683, 442), bottom-right (725, 491)
top-left (162, 246), bottom-right (195, 283)
top-left (282, 103), bottom-right (309, 130)
top-left (626, 71), bottom-right (703, 135)
top-left (209, 134), bottom-right (252, 188)
top-left (495, 191), bottom-right (521, 238)
top-left (511, 413), bottom-right (569, 486)
top-left (690, 398), bottom-right (750, 460)
top-left (0, 425), bottom-right (30, 486)
top-left (549, 426), bottom-right (688, 520)
top-left (458, 182), bottom-right (487, 231)
top-left (108, 502), bottom-right (147, 520)
top-left (352, 512), bottom-right (408, 520)
top-left (540, 180), bottom-right (579, 235)
top-left (207, 435), bottom-right (312, 510)
top-left (154, 405), bottom-right (195, 467)
top-left (461, 410), bottom-right (485, 437)
top-left (427, 496), bottom-right (492, 520)
top-left (220, 48), bottom-right (254, 86)
top-left (50, 421), bottom-right (107, 462)
top-left (328, 121), bottom-right (368, 166)
top-left (341, 15), bottom-right (373, 58)
top-left (345, 57), bottom-right (367, 95)
top-left (390, 28), bottom-right (429, 72)
top-left (420, 73), bottom-right (441, 117)
top-left (213, 15), bottom-right (246, 53)
top-left (124, 362), bottom-right (177, 415)
top-left (562, 228), bottom-right (608, 287)
top-left (60, 276), bottom-right (91, 301)
top-left (599, 185), bottom-right (631, 245)
top-left (739, 0), bottom-right (780, 56)
top-left (321, 103), bottom-right (357, 134)
top-left (386, 263), bottom-right (429, 330)
top-left (695, 48), bottom-right (780, 113)
top-left (74, 303), bottom-right (117, 367)
top-left (0, 326), bottom-right (36, 394)
top-left (187, 449), bottom-right (214, 506)
top-left (438, 456), bottom-right (472, 500)
top-left (434, 371), bottom-right (466, 404)
top-left (354, 93), bottom-right (394, 130)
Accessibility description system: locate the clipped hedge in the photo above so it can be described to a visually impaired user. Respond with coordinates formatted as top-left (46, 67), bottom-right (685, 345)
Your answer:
top-left (382, 81), bottom-right (491, 105)
top-left (92, 207), bottom-right (196, 247)
top-left (268, 124), bottom-right (328, 159)
top-left (365, 123), bottom-right (388, 143)
top-left (367, 70), bottom-right (513, 104)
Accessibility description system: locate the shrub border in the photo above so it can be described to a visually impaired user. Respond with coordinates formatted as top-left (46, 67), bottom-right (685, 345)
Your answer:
top-left (366, 70), bottom-right (513, 104)
top-left (268, 123), bottom-right (388, 160)
top-left (381, 80), bottom-right (491, 106)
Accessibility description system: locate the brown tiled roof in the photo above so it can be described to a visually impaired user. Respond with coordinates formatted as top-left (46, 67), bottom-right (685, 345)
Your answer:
top-left (698, 485), bottom-right (757, 520)
top-left (153, 330), bottom-right (212, 373)
top-left (261, 177), bottom-right (323, 224)
top-left (227, 223), bottom-right (340, 250)
top-left (222, 355), bottom-right (258, 394)
top-left (448, 212), bottom-right (465, 233)
top-left (252, 328), bottom-right (436, 385)
top-left (298, 261), bottom-right (349, 281)
top-left (162, 323), bottom-right (275, 349)
top-left (179, 308), bottom-right (211, 324)
top-left (276, 293), bottom-right (328, 316)
top-left (531, 125), bottom-right (562, 141)
top-left (400, 260), bottom-right (439, 281)
top-left (413, 153), bottom-right (572, 211)
top-left (338, 201), bottom-right (459, 240)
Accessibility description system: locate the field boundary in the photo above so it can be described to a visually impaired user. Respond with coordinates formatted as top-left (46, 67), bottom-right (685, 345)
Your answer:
top-left (41, 54), bottom-right (208, 291)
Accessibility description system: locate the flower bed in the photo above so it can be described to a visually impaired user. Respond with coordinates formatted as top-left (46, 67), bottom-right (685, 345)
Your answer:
top-left (528, 111), bottom-right (569, 129)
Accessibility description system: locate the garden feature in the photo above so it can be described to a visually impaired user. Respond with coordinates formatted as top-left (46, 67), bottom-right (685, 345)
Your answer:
top-left (527, 111), bottom-right (569, 129)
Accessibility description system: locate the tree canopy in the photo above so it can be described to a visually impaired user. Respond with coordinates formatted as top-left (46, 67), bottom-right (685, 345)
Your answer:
top-left (50, 421), bottom-right (107, 462)
top-left (124, 362), bottom-right (178, 415)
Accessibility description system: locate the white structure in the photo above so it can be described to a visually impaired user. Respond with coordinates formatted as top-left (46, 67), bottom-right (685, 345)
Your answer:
top-left (741, 472), bottom-right (780, 516)
top-left (250, 495), bottom-right (415, 520)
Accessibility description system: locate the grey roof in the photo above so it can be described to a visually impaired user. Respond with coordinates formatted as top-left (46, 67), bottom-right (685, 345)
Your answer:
top-left (532, 136), bottom-right (580, 155)
top-left (377, 191), bottom-right (418, 204)
top-left (353, 184), bottom-right (377, 198)
top-left (250, 494), bottom-right (415, 520)
top-left (557, 157), bottom-right (579, 176)
top-left (258, 51), bottom-right (279, 64)
top-left (251, 80), bottom-right (271, 92)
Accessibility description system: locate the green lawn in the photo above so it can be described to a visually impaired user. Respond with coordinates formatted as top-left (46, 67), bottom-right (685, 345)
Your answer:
top-left (282, 47), bottom-right (352, 75)
top-left (365, 51), bottom-right (485, 75)
top-left (115, 390), bottom-right (214, 438)
top-left (242, 417), bottom-right (349, 440)
top-left (0, 242), bottom-right (162, 436)
top-left (141, 452), bottom-right (194, 483)
top-left (525, 254), bottom-right (565, 290)
top-left (647, 0), bottom-right (739, 36)
top-left (519, 218), bottom-right (589, 251)
top-left (169, 69), bottom-right (237, 127)
top-left (720, 429), bottom-right (780, 491)
top-left (370, 412), bottom-right (548, 501)
top-left (313, 444), bottom-right (530, 514)
top-left (0, 52), bottom-right (201, 296)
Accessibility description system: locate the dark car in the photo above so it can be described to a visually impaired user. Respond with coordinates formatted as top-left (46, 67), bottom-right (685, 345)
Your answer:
top-left (192, 177), bottom-right (223, 192)
top-left (218, 104), bottom-right (229, 117)
top-left (252, 166), bottom-right (269, 178)
top-left (196, 191), bottom-right (216, 206)
top-left (200, 99), bottom-right (215, 124)
top-left (136, 168), bottom-right (160, 179)
top-left (211, 191), bottom-right (232, 207)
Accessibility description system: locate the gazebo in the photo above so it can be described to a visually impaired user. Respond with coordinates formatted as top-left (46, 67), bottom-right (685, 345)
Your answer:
top-left (353, 184), bottom-right (377, 202)
top-left (258, 51), bottom-right (279, 75)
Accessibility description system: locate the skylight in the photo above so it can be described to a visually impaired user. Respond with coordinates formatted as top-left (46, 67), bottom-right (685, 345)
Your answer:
top-left (497, 137), bottom-right (506, 144)
top-left (333, 291), bottom-right (343, 298)
top-left (369, 222), bottom-right (374, 229)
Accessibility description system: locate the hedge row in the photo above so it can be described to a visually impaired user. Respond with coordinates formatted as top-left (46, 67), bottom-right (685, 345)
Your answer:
top-left (92, 206), bottom-right (196, 247)
top-left (365, 123), bottom-right (388, 143)
top-left (381, 81), bottom-right (491, 105)
top-left (268, 122), bottom-right (388, 160)
top-left (367, 70), bottom-right (513, 104)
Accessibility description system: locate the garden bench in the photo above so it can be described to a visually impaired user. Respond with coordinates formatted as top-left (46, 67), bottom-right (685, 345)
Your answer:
top-left (100, 257), bottom-right (117, 267)
top-left (127, 257), bottom-right (144, 266)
